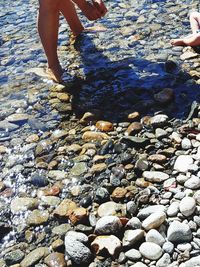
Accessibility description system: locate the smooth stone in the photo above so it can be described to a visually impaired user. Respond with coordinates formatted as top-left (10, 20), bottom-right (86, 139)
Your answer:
top-left (126, 122), bottom-right (143, 135)
top-left (53, 199), bottom-right (77, 218)
top-left (0, 120), bottom-right (19, 131)
top-left (174, 155), bottom-right (194, 173)
top-left (52, 224), bottom-right (72, 236)
top-left (181, 138), bottom-right (192, 150)
top-left (148, 154), bottom-right (167, 164)
top-left (143, 171), bottom-right (169, 183)
top-left (177, 243), bottom-right (192, 252)
top-left (10, 197), bottom-right (38, 213)
top-left (26, 209), bottom-right (49, 225)
top-left (6, 113), bottom-right (29, 124)
top-left (125, 249), bottom-right (141, 261)
top-left (97, 201), bottom-right (126, 217)
top-left (95, 216), bottom-right (122, 234)
top-left (44, 252), bottom-right (67, 267)
top-left (20, 247), bottom-right (49, 267)
top-left (135, 159), bottom-right (149, 171)
top-left (123, 229), bottom-right (145, 247)
top-left (40, 196), bottom-right (60, 207)
top-left (162, 241), bottom-right (174, 254)
top-left (155, 128), bottom-right (168, 139)
top-left (137, 205), bottom-right (166, 220)
top-left (126, 217), bottom-right (142, 229)
top-left (65, 232), bottom-right (92, 265)
top-left (69, 207), bottom-right (88, 225)
top-left (96, 120), bottom-right (114, 132)
top-left (146, 229), bottom-right (165, 246)
top-left (70, 162), bottom-right (88, 176)
top-left (184, 176), bottom-right (200, 190)
top-left (120, 136), bottom-right (149, 148)
top-left (91, 235), bottom-right (121, 257)
top-left (82, 131), bottom-right (109, 141)
top-left (167, 221), bottom-right (192, 243)
top-left (150, 115), bottom-right (169, 127)
top-left (48, 170), bottom-right (67, 181)
top-left (142, 211), bottom-right (166, 230)
top-left (167, 202), bottom-right (180, 217)
top-left (139, 242), bottom-right (163, 260)
top-left (90, 163), bottom-right (107, 174)
top-left (179, 197), bottom-right (196, 217)
top-left (156, 253), bottom-right (171, 267)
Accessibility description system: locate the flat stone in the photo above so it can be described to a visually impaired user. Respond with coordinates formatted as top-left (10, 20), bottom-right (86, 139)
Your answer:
top-left (69, 207), bottom-right (88, 225)
top-left (44, 252), bottom-right (67, 267)
top-left (91, 235), bottom-right (121, 257)
top-left (48, 170), bottom-right (67, 180)
top-left (137, 205), bottom-right (166, 220)
top-left (70, 162), bottom-right (88, 176)
top-left (7, 113), bottom-right (29, 124)
top-left (167, 221), bottom-right (192, 243)
top-left (142, 211), bottom-right (166, 230)
top-left (143, 171), bottom-right (169, 183)
top-left (26, 209), bottom-right (49, 225)
top-left (20, 247), bottom-right (49, 267)
top-left (53, 199), bottom-right (77, 218)
top-left (125, 249), bottom-right (141, 261)
top-left (0, 120), bottom-right (19, 131)
top-left (97, 201), bottom-right (126, 217)
top-left (179, 197), bottom-right (196, 217)
top-left (95, 216), bottom-right (122, 235)
top-left (123, 229), bottom-right (145, 247)
top-left (139, 242), bottom-right (163, 260)
top-left (82, 131), bottom-right (109, 141)
top-left (10, 197), bottom-right (38, 213)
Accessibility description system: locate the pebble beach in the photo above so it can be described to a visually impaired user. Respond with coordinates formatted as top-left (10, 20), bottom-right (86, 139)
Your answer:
top-left (1, 0), bottom-right (200, 266)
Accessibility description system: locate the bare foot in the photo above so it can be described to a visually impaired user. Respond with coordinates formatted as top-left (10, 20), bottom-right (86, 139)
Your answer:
top-left (170, 38), bottom-right (186, 46)
top-left (84, 25), bottom-right (107, 33)
top-left (46, 66), bottom-right (63, 83)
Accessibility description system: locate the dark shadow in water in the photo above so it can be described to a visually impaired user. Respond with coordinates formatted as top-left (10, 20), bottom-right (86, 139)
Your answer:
top-left (62, 33), bottom-right (200, 123)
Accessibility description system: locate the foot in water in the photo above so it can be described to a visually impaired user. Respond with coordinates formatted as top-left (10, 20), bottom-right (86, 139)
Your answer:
top-left (170, 38), bottom-right (186, 46)
top-left (46, 64), bottom-right (64, 84)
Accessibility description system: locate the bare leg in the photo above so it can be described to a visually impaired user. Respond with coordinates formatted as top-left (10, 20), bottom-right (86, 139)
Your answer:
top-left (60, 0), bottom-right (84, 37)
top-left (38, 0), bottom-right (63, 83)
top-left (189, 11), bottom-right (200, 33)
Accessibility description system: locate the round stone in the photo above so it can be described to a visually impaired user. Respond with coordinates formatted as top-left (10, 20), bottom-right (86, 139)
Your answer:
top-left (179, 197), bottom-right (196, 217)
top-left (139, 242), bottom-right (163, 260)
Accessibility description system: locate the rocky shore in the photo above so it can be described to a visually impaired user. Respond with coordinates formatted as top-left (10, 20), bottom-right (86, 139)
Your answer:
top-left (1, 0), bottom-right (200, 266)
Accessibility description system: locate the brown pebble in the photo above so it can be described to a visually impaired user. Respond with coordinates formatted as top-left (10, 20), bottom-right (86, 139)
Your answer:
top-left (111, 187), bottom-right (127, 201)
top-left (128, 111), bottom-right (140, 121)
top-left (44, 252), bottom-right (67, 267)
top-left (53, 199), bottom-right (77, 218)
top-left (148, 154), bottom-right (167, 163)
top-left (126, 122), bottom-right (143, 135)
top-left (69, 207), bottom-right (88, 225)
top-left (96, 120), bottom-right (114, 132)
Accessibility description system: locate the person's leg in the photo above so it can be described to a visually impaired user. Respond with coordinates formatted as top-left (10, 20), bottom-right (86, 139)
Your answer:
top-left (189, 11), bottom-right (200, 33)
top-left (171, 33), bottom-right (200, 46)
top-left (59, 0), bottom-right (84, 37)
top-left (38, 0), bottom-right (63, 82)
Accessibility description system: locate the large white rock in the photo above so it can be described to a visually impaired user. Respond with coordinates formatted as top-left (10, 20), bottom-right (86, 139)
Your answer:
top-left (125, 249), bottom-right (141, 261)
top-left (184, 176), bottom-right (200, 190)
top-left (143, 171), bottom-right (169, 183)
top-left (95, 216), bottom-right (122, 234)
top-left (142, 211), bottom-right (166, 230)
top-left (139, 242), bottom-right (163, 260)
top-left (174, 155), bottom-right (193, 173)
top-left (167, 221), bottom-right (192, 243)
top-left (167, 201), bottom-right (180, 217)
top-left (179, 197), bottom-right (196, 217)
